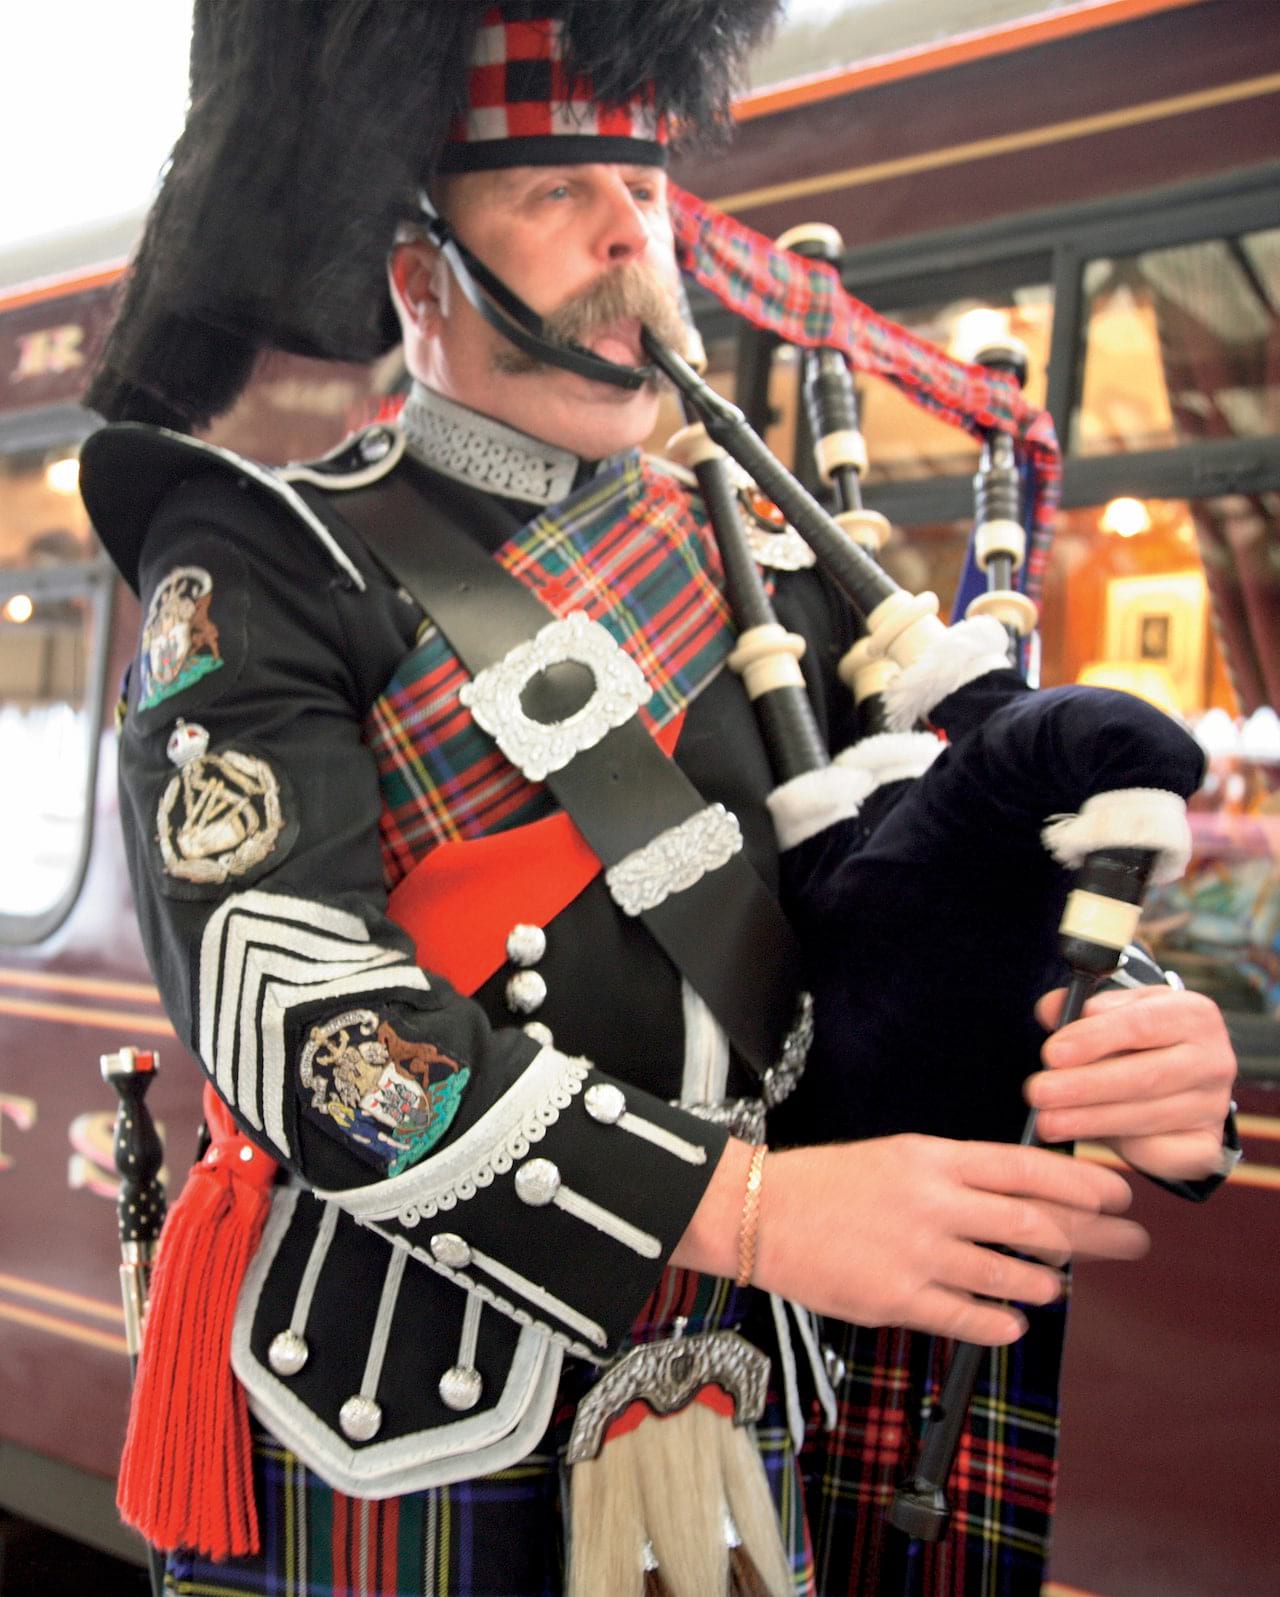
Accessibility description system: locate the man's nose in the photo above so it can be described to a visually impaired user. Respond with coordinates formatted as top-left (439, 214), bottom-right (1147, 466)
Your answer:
top-left (595, 179), bottom-right (651, 265)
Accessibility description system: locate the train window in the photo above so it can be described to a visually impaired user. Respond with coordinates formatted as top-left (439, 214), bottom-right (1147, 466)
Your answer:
top-left (0, 439), bottom-right (109, 939)
top-left (1072, 227), bottom-right (1280, 455)
top-left (896, 492), bottom-right (1279, 1075)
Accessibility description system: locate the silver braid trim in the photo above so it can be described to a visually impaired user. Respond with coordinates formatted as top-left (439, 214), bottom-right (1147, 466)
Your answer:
top-left (401, 384), bottom-right (579, 504)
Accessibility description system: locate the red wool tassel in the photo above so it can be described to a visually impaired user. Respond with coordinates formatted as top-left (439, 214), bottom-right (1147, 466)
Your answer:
top-left (116, 1083), bottom-right (277, 1562)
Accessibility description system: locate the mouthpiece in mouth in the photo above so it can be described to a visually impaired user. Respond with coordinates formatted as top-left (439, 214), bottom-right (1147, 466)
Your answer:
top-left (585, 319), bottom-right (647, 369)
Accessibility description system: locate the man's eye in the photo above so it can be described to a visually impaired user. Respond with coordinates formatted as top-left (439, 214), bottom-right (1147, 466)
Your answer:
top-left (540, 184), bottom-right (571, 202)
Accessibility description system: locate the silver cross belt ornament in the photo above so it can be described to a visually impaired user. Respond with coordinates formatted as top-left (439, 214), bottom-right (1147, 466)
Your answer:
top-left (460, 611), bottom-right (649, 783)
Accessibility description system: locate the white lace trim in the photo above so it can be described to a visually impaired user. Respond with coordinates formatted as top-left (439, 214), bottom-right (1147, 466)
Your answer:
top-left (315, 1047), bottom-right (589, 1226)
top-left (400, 384), bottom-right (580, 504)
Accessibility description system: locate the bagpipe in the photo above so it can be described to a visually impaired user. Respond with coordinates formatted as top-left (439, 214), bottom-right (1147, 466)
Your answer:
top-left (650, 213), bottom-right (1205, 1547)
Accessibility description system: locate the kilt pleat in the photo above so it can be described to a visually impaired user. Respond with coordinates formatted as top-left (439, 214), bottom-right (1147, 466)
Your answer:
top-left (798, 1299), bottom-right (1068, 1597)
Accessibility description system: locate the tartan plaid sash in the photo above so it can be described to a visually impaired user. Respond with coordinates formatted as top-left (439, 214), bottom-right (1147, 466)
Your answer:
top-left (669, 184), bottom-right (1061, 603)
top-left (364, 451), bottom-right (735, 889)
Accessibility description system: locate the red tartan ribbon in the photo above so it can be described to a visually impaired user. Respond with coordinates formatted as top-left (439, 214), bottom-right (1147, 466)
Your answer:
top-left (668, 183), bottom-right (1062, 597)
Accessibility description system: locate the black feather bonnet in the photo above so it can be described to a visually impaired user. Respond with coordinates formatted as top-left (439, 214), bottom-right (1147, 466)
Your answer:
top-left (87, 0), bottom-right (783, 430)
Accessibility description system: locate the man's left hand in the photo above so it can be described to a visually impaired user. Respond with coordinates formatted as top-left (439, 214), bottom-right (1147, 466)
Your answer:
top-left (1027, 985), bottom-right (1236, 1182)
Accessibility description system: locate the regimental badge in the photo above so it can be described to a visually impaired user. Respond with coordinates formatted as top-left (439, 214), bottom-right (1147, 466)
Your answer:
top-left (139, 566), bottom-right (224, 711)
top-left (156, 748), bottom-right (284, 885)
top-left (299, 1010), bottom-right (471, 1175)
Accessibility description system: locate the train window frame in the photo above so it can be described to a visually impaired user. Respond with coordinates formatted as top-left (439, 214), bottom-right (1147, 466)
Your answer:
top-left (0, 407), bottom-right (112, 946)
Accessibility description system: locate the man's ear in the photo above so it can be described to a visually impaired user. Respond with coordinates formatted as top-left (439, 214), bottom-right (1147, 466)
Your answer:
top-left (388, 239), bottom-right (445, 332)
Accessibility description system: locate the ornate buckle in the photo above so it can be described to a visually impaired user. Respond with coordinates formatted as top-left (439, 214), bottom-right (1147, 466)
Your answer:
top-left (605, 803), bottom-right (744, 917)
top-left (763, 990), bottom-right (813, 1109)
top-left (460, 611), bottom-right (648, 782)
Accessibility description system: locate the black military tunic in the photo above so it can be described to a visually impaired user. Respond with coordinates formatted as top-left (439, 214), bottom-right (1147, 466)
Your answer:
top-left (80, 405), bottom-right (857, 1506)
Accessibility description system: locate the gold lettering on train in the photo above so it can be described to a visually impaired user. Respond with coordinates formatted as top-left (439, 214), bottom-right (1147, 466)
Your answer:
top-left (0, 1094), bottom-right (36, 1171)
top-left (13, 324), bottom-right (86, 379)
top-left (67, 1111), bottom-right (120, 1199)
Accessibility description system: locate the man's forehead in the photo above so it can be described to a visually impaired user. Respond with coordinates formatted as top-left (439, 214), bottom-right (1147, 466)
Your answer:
top-left (452, 163), bottom-right (667, 201)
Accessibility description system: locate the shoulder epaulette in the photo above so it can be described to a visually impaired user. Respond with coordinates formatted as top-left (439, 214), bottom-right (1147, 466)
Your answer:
top-left (79, 422), bottom-right (385, 596)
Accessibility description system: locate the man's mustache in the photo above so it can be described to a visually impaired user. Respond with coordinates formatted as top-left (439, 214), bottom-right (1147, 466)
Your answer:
top-left (492, 263), bottom-right (690, 379)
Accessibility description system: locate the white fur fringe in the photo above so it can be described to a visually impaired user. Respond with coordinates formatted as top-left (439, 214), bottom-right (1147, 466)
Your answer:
top-left (767, 763), bottom-right (875, 851)
top-left (833, 730), bottom-right (944, 786)
top-left (1041, 788), bottom-right (1192, 884)
top-left (881, 616), bottom-right (1012, 731)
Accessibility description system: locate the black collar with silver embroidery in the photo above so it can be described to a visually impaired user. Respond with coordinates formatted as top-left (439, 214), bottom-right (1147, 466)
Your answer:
top-left (400, 385), bottom-right (581, 506)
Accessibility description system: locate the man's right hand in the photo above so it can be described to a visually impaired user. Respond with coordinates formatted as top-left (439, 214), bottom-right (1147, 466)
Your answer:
top-left (673, 1134), bottom-right (1147, 1346)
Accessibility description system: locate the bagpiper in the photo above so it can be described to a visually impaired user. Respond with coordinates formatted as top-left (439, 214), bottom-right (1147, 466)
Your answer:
top-left (80, 4), bottom-right (1237, 1593)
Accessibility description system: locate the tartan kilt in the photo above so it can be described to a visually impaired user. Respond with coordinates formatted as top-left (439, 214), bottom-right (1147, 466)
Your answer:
top-left (164, 1271), bottom-right (817, 1597)
top-left (800, 1297), bottom-right (1068, 1597)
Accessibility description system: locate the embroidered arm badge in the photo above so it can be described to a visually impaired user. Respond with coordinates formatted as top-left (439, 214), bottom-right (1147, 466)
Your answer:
top-left (154, 736), bottom-right (297, 898)
top-left (299, 1009), bottom-right (471, 1175)
top-left (139, 565), bottom-right (224, 711)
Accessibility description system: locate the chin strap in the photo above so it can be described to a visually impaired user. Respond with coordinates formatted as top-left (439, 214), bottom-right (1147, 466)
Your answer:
top-left (418, 191), bottom-right (656, 392)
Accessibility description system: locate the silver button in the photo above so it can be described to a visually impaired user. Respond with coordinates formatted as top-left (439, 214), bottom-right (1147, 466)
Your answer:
top-left (268, 1329), bottom-right (308, 1377)
top-left (822, 1344), bottom-right (848, 1387)
top-left (360, 429), bottom-right (391, 463)
top-left (438, 1365), bottom-right (484, 1412)
top-left (339, 1394), bottom-right (383, 1442)
top-left (522, 1021), bottom-right (553, 1048)
top-left (430, 1232), bottom-right (472, 1270)
top-left (514, 1158), bottom-right (561, 1207)
top-left (506, 970), bottom-right (547, 1015)
top-left (505, 923), bottom-right (547, 967)
top-left (584, 1083), bottom-right (626, 1125)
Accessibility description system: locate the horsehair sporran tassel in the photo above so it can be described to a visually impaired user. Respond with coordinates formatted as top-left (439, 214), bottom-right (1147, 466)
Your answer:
top-left (567, 1418), bottom-right (652, 1597)
top-left (567, 1401), bottom-right (791, 1597)
top-left (568, 1406), bottom-right (728, 1597)
top-left (566, 1354), bottom-right (791, 1597)
top-left (715, 1404), bottom-right (793, 1596)
top-left (644, 1554), bottom-right (677, 1597)
top-left (729, 1541), bottom-right (782, 1597)
top-left (638, 1403), bottom-right (734, 1594)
